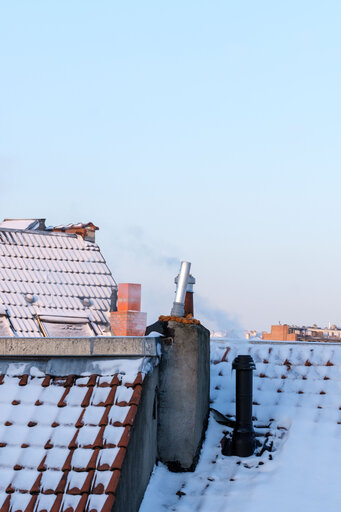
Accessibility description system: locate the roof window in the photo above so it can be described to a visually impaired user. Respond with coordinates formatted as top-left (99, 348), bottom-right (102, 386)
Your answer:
top-left (38, 315), bottom-right (95, 337)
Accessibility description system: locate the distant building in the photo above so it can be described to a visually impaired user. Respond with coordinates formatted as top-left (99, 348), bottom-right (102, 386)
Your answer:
top-left (262, 323), bottom-right (341, 342)
top-left (262, 324), bottom-right (297, 341)
top-left (245, 329), bottom-right (262, 340)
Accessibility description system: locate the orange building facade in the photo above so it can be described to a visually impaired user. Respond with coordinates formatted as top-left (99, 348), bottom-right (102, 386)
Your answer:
top-left (262, 324), bottom-right (297, 341)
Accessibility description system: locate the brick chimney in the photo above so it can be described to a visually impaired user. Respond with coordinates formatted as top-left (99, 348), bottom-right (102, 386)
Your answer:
top-left (110, 284), bottom-right (147, 336)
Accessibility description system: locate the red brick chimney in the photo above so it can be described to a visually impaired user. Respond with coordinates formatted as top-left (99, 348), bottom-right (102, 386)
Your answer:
top-left (110, 284), bottom-right (147, 336)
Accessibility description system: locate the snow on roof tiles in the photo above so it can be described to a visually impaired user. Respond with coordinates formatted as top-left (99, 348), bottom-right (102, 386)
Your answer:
top-left (0, 360), bottom-right (147, 512)
top-left (0, 227), bottom-right (117, 336)
top-left (140, 340), bottom-right (341, 512)
top-left (212, 341), bottom-right (341, 425)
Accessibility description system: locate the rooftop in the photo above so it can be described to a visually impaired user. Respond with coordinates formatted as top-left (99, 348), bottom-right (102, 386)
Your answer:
top-left (0, 355), bottom-right (156, 512)
top-left (140, 339), bottom-right (341, 512)
top-left (0, 220), bottom-right (117, 337)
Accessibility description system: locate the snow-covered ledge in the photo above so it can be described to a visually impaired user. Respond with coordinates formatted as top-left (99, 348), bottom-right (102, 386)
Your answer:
top-left (0, 336), bottom-right (162, 357)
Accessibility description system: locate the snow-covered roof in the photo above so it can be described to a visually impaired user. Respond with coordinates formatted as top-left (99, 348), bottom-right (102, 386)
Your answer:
top-left (0, 356), bottom-right (150, 512)
top-left (0, 222), bottom-right (117, 336)
top-left (141, 339), bottom-right (341, 512)
top-left (0, 219), bottom-right (45, 230)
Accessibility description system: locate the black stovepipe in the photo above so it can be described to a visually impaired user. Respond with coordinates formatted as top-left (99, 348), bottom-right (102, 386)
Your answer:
top-left (231, 354), bottom-right (256, 457)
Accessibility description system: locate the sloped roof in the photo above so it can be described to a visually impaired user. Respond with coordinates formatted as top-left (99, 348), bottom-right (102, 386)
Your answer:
top-left (0, 357), bottom-right (150, 512)
top-left (140, 339), bottom-right (341, 512)
top-left (0, 225), bottom-right (117, 336)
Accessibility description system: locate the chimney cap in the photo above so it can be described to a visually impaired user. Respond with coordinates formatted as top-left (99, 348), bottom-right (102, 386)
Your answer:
top-left (174, 273), bottom-right (195, 293)
top-left (232, 355), bottom-right (256, 371)
top-left (175, 273), bottom-right (195, 284)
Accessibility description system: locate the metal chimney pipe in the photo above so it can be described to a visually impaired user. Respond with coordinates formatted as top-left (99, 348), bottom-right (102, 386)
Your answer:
top-left (231, 355), bottom-right (256, 457)
top-left (171, 261), bottom-right (191, 317)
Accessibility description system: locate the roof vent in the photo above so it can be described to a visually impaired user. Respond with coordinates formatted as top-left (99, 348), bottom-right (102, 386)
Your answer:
top-left (81, 297), bottom-right (93, 308)
top-left (24, 293), bottom-right (38, 304)
top-left (230, 355), bottom-right (256, 457)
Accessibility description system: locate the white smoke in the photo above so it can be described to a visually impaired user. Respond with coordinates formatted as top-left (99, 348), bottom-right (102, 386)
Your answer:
top-left (195, 295), bottom-right (245, 339)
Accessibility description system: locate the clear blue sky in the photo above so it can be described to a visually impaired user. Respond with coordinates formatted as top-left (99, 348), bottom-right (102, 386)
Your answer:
top-left (1, 1), bottom-right (341, 332)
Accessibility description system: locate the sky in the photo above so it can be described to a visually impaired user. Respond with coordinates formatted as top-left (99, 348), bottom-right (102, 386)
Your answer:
top-left (1, 1), bottom-right (341, 332)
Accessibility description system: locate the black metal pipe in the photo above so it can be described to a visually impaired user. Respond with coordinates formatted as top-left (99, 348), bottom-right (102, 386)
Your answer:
top-left (231, 355), bottom-right (256, 457)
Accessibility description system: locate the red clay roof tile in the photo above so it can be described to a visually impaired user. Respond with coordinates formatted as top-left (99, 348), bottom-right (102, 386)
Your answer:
top-left (19, 375), bottom-right (28, 386)
top-left (124, 372), bottom-right (144, 387)
top-left (0, 363), bottom-right (148, 510)
top-left (98, 406), bottom-right (110, 427)
top-left (42, 376), bottom-right (51, 387)
top-left (1, 495), bottom-right (11, 512)
top-left (130, 385), bottom-right (142, 406)
top-left (117, 426), bottom-right (131, 448)
top-left (86, 449), bottom-right (100, 471)
top-left (31, 472), bottom-right (43, 494)
top-left (124, 404), bottom-right (138, 426)
top-left (81, 387), bottom-right (94, 407)
top-left (74, 493), bottom-right (88, 512)
top-left (66, 470), bottom-right (94, 495)
top-left (85, 375), bottom-right (98, 387)
top-left (50, 493), bottom-right (63, 512)
top-left (68, 429), bottom-right (79, 450)
top-left (92, 426), bottom-right (105, 449)
top-left (62, 451), bottom-right (74, 472)
top-left (105, 470), bottom-right (120, 494)
top-left (58, 388), bottom-right (71, 407)
top-left (64, 376), bottom-right (75, 388)
top-left (75, 409), bottom-right (86, 429)
top-left (26, 494), bottom-right (38, 512)
top-left (87, 493), bottom-right (115, 512)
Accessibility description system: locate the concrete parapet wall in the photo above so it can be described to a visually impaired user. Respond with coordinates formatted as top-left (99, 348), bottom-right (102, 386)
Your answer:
top-left (0, 336), bottom-right (160, 357)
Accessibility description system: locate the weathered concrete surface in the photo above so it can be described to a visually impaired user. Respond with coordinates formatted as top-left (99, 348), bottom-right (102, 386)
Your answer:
top-left (0, 336), bottom-right (160, 357)
top-left (158, 321), bottom-right (210, 471)
top-left (0, 356), bottom-right (158, 378)
top-left (113, 367), bottom-right (159, 512)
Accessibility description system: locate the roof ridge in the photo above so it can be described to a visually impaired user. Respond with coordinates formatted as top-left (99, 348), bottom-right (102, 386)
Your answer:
top-left (0, 227), bottom-right (79, 238)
